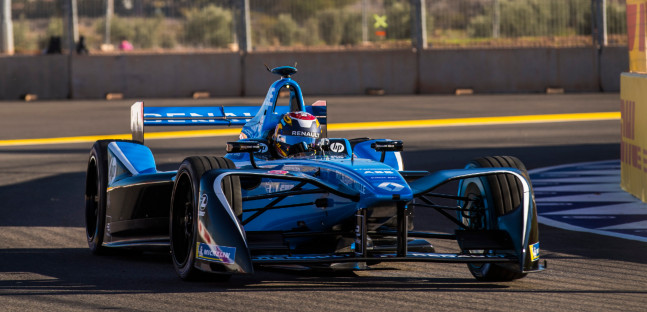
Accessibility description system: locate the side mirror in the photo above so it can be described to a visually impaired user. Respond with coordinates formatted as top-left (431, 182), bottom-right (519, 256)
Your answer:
top-left (226, 142), bottom-right (263, 168)
top-left (370, 140), bottom-right (403, 162)
top-left (226, 141), bottom-right (263, 154)
top-left (371, 140), bottom-right (403, 152)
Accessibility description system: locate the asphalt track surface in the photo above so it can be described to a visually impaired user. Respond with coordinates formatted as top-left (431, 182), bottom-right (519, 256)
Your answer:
top-left (1, 93), bottom-right (645, 311)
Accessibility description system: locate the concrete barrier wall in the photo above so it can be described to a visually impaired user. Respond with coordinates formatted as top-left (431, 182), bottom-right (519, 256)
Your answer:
top-left (244, 50), bottom-right (417, 96)
top-left (0, 55), bottom-right (69, 99)
top-left (71, 53), bottom-right (242, 99)
top-left (601, 47), bottom-right (630, 91)
top-left (0, 47), bottom-right (628, 100)
top-left (420, 48), bottom-right (602, 93)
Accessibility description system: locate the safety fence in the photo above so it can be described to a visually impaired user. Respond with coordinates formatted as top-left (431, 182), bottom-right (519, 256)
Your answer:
top-left (8, 0), bottom-right (627, 54)
top-left (429, 0), bottom-right (626, 48)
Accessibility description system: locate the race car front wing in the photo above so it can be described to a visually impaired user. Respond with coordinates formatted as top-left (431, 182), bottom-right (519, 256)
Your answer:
top-left (195, 168), bottom-right (544, 275)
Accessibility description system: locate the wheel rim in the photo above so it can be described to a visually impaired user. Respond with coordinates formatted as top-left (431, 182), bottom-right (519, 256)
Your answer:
top-left (85, 159), bottom-right (99, 241)
top-left (462, 182), bottom-right (489, 271)
top-left (172, 173), bottom-right (194, 266)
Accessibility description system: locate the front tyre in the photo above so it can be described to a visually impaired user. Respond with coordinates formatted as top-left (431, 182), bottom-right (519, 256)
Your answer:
top-left (460, 156), bottom-right (530, 282)
top-left (170, 156), bottom-right (240, 281)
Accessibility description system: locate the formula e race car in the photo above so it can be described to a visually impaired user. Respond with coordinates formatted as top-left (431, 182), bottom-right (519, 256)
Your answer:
top-left (85, 66), bottom-right (543, 282)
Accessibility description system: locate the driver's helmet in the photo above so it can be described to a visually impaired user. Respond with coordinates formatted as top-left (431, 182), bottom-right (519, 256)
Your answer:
top-left (272, 111), bottom-right (321, 158)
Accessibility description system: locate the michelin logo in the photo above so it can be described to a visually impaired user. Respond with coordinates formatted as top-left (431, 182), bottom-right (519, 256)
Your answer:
top-left (196, 243), bottom-right (236, 264)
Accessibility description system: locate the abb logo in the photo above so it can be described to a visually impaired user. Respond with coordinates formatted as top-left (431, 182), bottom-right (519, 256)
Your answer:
top-left (628, 2), bottom-right (647, 52)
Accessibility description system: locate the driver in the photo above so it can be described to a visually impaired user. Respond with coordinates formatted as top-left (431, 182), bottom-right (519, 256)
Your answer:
top-left (272, 111), bottom-right (322, 158)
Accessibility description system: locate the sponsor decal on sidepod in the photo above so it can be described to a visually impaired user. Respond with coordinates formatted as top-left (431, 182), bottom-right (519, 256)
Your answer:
top-left (198, 194), bottom-right (208, 217)
top-left (330, 142), bottom-right (345, 153)
top-left (196, 243), bottom-right (236, 264)
top-left (530, 243), bottom-right (540, 261)
top-left (291, 130), bottom-right (320, 138)
top-left (108, 157), bottom-right (117, 184)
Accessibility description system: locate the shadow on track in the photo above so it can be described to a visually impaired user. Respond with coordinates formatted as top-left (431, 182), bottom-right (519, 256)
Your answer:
top-left (0, 247), bottom-right (510, 296)
top-left (0, 172), bottom-right (85, 227)
top-left (3, 247), bottom-right (646, 297)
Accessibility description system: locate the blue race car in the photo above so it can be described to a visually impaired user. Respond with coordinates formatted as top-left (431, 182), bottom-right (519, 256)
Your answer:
top-left (85, 66), bottom-right (543, 282)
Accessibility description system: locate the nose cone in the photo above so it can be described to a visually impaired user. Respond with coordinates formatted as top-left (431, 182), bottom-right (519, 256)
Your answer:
top-left (352, 167), bottom-right (413, 200)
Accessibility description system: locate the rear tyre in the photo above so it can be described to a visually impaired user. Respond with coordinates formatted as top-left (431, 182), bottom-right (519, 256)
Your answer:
top-left (460, 156), bottom-right (529, 282)
top-left (85, 140), bottom-right (141, 254)
top-left (170, 156), bottom-right (241, 281)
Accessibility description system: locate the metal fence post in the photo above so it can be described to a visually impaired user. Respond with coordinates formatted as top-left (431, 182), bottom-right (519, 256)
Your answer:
top-left (237, 0), bottom-right (251, 96)
top-left (411, 0), bottom-right (427, 50)
top-left (592, 0), bottom-right (608, 48)
top-left (600, 0), bottom-right (607, 47)
top-left (411, 0), bottom-right (426, 95)
top-left (105, 0), bottom-right (114, 45)
top-left (0, 0), bottom-right (13, 55)
top-left (237, 0), bottom-right (251, 53)
top-left (492, 0), bottom-right (500, 39)
top-left (362, 0), bottom-right (368, 43)
top-left (65, 0), bottom-right (79, 53)
top-left (590, 0), bottom-right (607, 91)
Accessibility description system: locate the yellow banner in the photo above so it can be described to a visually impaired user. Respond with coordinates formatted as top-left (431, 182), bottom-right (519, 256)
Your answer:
top-left (627, 0), bottom-right (647, 72)
top-left (620, 73), bottom-right (647, 201)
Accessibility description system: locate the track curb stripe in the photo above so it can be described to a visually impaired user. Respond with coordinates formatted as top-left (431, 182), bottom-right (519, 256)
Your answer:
top-left (329, 112), bottom-right (620, 130)
top-left (530, 160), bottom-right (647, 243)
top-left (0, 112), bottom-right (620, 147)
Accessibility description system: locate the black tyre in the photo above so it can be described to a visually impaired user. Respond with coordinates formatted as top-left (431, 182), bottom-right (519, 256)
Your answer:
top-left (85, 140), bottom-right (137, 254)
top-left (459, 156), bottom-right (530, 281)
top-left (170, 156), bottom-right (241, 281)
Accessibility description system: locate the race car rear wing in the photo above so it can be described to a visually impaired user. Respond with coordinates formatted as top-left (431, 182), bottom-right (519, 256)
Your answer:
top-left (130, 101), bottom-right (327, 143)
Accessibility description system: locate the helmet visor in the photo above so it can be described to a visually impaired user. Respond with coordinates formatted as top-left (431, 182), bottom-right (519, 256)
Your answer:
top-left (276, 134), bottom-right (317, 146)
top-left (276, 134), bottom-right (318, 156)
